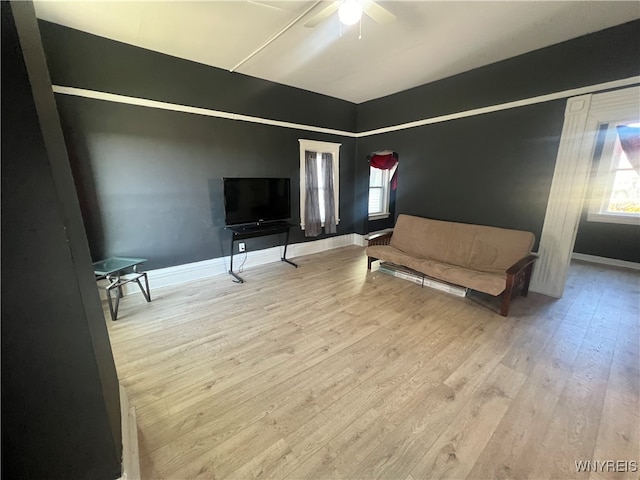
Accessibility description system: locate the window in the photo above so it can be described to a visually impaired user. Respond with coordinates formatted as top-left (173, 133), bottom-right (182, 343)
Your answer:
top-left (587, 122), bottom-right (640, 225)
top-left (298, 139), bottom-right (340, 229)
top-left (368, 166), bottom-right (391, 219)
top-left (369, 161), bottom-right (398, 220)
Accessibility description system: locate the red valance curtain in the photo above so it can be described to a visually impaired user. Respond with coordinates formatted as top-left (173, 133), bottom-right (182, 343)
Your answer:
top-left (369, 151), bottom-right (399, 189)
top-left (617, 125), bottom-right (640, 174)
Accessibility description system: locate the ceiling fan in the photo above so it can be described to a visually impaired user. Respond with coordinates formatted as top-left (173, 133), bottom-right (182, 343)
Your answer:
top-left (304, 0), bottom-right (396, 28)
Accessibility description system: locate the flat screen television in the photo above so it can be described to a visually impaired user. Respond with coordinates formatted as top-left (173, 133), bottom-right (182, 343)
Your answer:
top-left (223, 177), bottom-right (291, 226)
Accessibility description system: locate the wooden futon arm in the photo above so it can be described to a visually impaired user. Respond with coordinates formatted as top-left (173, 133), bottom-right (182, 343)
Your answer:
top-left (366, 231), bottom-right (392, 270)
top-left (500, 254), bottom-right (538, 316)
top-left (506, 254), bottom-right (538, 275)
top-left (367, 231), bottom-right (393, 246)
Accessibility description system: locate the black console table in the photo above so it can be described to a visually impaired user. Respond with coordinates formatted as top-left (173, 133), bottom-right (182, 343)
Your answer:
top-left (226, 223), bottom-right (298, 283)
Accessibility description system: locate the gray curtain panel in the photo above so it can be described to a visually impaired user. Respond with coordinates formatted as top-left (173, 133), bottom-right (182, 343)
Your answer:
top-left (322, 152), bottom-right (337, 234)
top-left (304, 150), bottom-right (322, 237)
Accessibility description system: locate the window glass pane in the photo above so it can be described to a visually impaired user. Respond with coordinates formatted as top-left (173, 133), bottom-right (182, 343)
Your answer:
top-left (369, 187), bottom-right (383, 214)
top-left (370, 167), bottom-right (383, 186)
top-left (606, 168), bottom-right (640, 213)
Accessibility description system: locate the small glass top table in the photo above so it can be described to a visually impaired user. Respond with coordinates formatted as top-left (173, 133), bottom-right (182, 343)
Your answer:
top-left (93, 257), bottom-right (151, 321)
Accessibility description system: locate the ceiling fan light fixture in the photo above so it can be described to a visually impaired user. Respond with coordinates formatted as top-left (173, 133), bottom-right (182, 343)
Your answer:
top-left (338, 0), bottom-right (362, 26)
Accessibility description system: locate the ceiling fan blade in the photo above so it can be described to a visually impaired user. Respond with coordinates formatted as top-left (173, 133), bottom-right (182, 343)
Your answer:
top-left (362, 0), bottom-right (396, 24)
top-left (304, 2), bottom-right (339, 28)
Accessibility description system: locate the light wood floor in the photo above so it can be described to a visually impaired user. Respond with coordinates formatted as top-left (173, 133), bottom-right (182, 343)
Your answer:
top-left (105, 246), bottom-right (640, 480)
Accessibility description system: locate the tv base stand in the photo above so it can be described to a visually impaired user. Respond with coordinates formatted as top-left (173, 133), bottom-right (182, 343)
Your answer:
top-left (226, 223), bottom-right (297, 283)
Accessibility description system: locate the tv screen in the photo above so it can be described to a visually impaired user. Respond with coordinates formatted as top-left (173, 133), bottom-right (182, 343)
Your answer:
top-left (223, 177), bottom-right (291, 226)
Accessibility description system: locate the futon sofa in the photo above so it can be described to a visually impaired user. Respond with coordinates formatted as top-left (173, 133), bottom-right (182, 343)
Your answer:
top-left (366, 214), bottom-right (537, 316)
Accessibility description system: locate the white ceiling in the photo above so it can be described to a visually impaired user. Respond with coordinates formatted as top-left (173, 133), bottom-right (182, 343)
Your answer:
top-left (34, 1), bottom-right (640, 104)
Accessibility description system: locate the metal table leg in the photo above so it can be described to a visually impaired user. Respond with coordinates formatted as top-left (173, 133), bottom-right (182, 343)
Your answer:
top-left (281, 228), bottom-right (297, 268)
top-left (228, 235), bottom-right (244, 283)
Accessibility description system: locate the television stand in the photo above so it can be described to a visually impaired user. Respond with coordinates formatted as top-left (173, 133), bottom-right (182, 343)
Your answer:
top-left (226, 223), bottom-right (297, 283)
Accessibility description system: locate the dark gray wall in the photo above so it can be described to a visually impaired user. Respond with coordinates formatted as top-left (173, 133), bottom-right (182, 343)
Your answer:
top-left (575, 214), bottom-right (640, 263)
top-left (58, 94), bottom-right (355, 268)
top-left (38, 18), bottom-right (640, 267)
top-left (356, 101), bottom-right (566, 248)
top-left (2, 2), bottom-right (121, 478)
top-left (39, 21), bottom-right (357, 270)
top-left (39, 21), bottom-right (356, 132)
top-left (354, 20), bottom-right (640, 259)
top-left (357, 20), bottom-right (640, 133)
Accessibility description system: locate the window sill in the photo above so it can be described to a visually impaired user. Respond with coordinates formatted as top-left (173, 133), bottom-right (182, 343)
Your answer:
top-left (587, 212), bottom-right (640, 226)
top-left (368, 213), bottom-right (391, 221)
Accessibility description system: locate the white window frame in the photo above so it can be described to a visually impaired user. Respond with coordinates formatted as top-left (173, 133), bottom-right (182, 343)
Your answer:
top-left (587, 122), bottom-right (640, 226)
top-left (368, 164), bottom-right (396, 220)
top-left (298, 139), bottom-right (340, 230)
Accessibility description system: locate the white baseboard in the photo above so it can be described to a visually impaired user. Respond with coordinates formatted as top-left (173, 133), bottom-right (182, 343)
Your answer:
top-left (103, 233), bottom-right (363, 297)
top-left (571, 252), bottom-right (640, 271)
top-left (353, 233), bottom-right (366, 247)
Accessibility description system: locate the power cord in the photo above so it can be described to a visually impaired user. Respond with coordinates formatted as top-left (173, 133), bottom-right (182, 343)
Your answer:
top-left (237, 251), bottom-right (248, 273)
